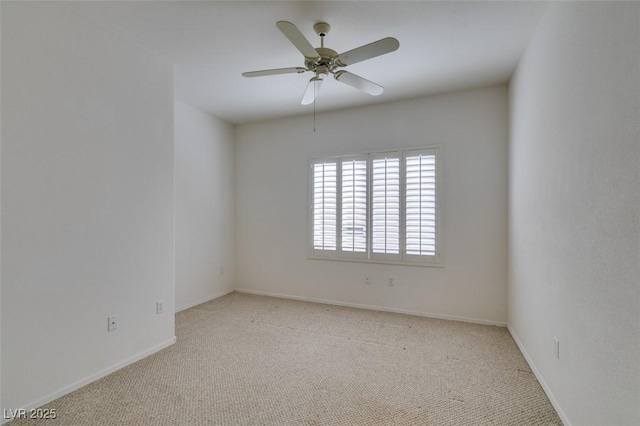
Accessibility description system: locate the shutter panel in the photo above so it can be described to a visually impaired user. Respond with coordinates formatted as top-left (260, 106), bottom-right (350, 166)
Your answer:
top-left (312, 160), bottom-right (337, 251)
top-left (341, 158), bottom-right (367, 254)
top-left (405, 151), bottom-right (437, 259)
top-left (372, 154), bottom-right (400, 259)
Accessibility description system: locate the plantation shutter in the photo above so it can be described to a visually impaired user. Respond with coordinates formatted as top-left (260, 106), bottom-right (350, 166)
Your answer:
top-left (371, 153), bottom-right (401, 261)
top-left (340, 157), bottom-right (368, 256)
top-left (404, 149), bottom-right (438, 260)
top-left (312, 159), bottom-right (337, 253)
top-left (310, 147), bottom-right (441, 266)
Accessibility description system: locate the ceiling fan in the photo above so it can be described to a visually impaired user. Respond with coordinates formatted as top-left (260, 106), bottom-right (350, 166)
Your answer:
top-left (242, 21), bottom-right (399, 105)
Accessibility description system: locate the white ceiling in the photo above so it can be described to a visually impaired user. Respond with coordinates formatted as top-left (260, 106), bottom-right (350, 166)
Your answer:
top-left (72, 1), bottom-right (548, 124)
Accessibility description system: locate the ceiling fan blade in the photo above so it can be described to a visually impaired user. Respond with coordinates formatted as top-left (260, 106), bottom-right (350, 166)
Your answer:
top-left (335, 37), bottom-right (399, 66)
top-left (242, 67), bottom-right (307, 77)
top-left (334, 71), bottom-right (383, 96)
top-left (276, 21), bottom-right (320, 60)
top-left (301, 77), bottom-right (324, 105)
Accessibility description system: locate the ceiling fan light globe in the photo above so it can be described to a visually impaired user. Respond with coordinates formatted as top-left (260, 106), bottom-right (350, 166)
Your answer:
top-left (316, 65), bottom-right (330, 78)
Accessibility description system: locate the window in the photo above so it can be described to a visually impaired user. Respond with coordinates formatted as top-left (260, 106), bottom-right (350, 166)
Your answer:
top-left (312, 159), bottom-right (337, 251)
top-left (341, 156), bottom-right (367, 257)
top-left (404, 150), bottom-right (437, 260)
top-left (372, 153), bottom-right (400, 261)
top-left (309, 147), bottom-right (442, 266)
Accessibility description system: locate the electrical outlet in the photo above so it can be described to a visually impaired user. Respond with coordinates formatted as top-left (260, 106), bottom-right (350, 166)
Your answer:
top-left (220, 266), bottom-right (224, 275)
top-left (107, 315), bottom-right (118, 331)
top-left (387, 277), bottom-right (395, 287)
top-left (364, 275), bottom-right (371, 285)
top-left (554, 337), bottom-right (560, 359)
top-left (156, 300), bottom-right (164, 315)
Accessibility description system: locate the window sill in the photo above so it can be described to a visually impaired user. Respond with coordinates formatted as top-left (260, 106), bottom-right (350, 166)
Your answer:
top-left (308, 255), bottom-right (443, 268)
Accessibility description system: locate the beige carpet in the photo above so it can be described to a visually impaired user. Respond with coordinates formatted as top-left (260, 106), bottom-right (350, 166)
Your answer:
top-left (11, 292), bottom-right (562, 425)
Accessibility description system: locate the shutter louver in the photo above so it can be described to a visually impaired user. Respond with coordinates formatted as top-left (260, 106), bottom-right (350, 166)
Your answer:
top-left (313, 161), bottom-right (337, 251)
top-left (405, 153), bottom-right (437, 256)
top-left (341, 159), bottom-right (367, 253)
top-left (372, 156), bottom-right (400, 255)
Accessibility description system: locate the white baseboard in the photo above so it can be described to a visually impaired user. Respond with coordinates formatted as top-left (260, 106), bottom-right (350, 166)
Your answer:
top-left (2, 337), bottom-right (176, 425)
top-left (175, 288), bottom-right (234, 312)
top-left (234, 288), bottom-right (507, 327)
top-left (507, 326), bottom-right (571, 426)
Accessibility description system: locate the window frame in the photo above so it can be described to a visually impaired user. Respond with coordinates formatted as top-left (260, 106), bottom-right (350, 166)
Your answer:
top-left (308, 145), bottom-right (443, 267)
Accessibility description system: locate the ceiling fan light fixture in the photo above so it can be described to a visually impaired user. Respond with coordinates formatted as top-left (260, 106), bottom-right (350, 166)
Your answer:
top-left (316, 65), bottom-right (330, 78)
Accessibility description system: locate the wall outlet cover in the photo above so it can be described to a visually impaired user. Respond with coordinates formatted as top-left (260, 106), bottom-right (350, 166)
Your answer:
top-left (108, 315), bottom-right (118, 331)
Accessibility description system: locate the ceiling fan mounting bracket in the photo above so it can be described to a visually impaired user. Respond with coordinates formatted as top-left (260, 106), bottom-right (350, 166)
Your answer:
top-left (313, 22), bottom-right (331, 38)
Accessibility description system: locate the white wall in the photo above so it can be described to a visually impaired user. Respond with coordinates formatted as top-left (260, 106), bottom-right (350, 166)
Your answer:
top-left (0, 1), bottom-right (3, 413)
top-left (1, 2), bottom-right (175, 413)
top-left (235, 85), bottom-right (509, 325)
top-left (174, 101), bottom-right (235, 311)
top-left (509, 3), bottom-right (640, 425)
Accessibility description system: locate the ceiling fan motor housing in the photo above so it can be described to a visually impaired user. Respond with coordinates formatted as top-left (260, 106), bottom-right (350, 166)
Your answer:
top-left (306, 47), bottom-right (339, 75)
